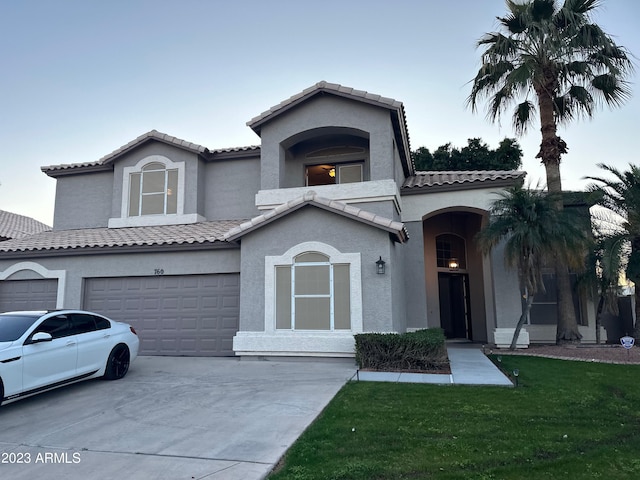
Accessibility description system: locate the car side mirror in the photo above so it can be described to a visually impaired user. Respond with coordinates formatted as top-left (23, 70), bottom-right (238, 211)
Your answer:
top-left (30, 332), bottom-right (53, 344)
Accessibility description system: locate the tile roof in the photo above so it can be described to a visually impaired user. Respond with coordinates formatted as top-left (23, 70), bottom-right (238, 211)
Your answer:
top-left (247, 81), bottom-right (404, 132)
top-left (41, 130), bottom-right (260, 176)
top-left (225, 191), bottom-right (408, 243)
top-left (0, 210), bottom-right (51, 240)
top-left (0, 220), bottom-right (245, 254)
top-left (247, 80), bottom-right (414, 175)
top-left (402, 170), bottom-right (526, 193)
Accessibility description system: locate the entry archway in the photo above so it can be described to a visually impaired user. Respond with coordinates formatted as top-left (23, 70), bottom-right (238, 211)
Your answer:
top-left (423, 209), bottom-right (488, 341)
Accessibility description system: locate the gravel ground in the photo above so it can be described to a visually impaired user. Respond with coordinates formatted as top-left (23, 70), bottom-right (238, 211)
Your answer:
top-left (495, 344), bottom-right (640, 364)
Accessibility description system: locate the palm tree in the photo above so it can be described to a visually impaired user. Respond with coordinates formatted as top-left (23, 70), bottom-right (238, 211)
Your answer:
top-left (477, 184), bottom-right (588, 350)
top-left (586, 164), bottom-right (640, 340)
top-left (468, 0), bottom-right (634, 343)
top-left (579, 233), bottom-right (625, 343)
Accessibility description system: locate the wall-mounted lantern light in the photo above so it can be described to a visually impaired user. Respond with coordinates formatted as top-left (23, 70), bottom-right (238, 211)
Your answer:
top-left (376, 256), bottom-right (386, 275)
top-left (448, 258), bottom-right (459, 270)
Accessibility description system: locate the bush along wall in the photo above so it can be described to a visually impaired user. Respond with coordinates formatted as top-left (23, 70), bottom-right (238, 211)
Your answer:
top-left (354, 328), bottom-right (449, 373)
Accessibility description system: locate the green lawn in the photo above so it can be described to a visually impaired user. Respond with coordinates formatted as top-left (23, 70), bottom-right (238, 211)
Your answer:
top-left (268, 356), bottom-right (640, 480)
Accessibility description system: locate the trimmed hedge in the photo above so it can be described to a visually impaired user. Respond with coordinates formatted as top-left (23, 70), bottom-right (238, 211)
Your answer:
top-left (354, 328), bottom-right (449, 372)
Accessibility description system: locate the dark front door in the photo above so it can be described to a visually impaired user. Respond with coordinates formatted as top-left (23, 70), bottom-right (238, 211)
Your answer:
top-left (438, 273), bottom-right (471, 339)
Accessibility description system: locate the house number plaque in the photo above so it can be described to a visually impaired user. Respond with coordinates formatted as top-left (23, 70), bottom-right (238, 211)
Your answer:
top-left (154, 269), bottom-right (165, 276)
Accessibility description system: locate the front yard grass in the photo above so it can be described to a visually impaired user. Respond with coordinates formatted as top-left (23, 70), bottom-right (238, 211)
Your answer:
top-left (268, 355), bottom-right (640, 479)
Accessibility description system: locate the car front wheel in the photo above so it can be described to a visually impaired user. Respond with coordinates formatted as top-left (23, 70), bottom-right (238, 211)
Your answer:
top-left (103, 344), bottom-right (130, 380)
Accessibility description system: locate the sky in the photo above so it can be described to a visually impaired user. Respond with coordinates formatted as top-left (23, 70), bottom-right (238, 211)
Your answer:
top-left (1, 0), bottom-right (638, 226)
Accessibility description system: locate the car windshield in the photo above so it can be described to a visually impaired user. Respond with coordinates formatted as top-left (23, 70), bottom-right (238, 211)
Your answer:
top-left (0, 314), bottom-right (42, 342)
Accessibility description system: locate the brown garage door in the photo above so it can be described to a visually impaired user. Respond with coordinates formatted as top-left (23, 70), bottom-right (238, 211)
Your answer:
top-left (83, 274), bottom-right (240, 356)
top-left (0, 279), bottom-right (58, 312)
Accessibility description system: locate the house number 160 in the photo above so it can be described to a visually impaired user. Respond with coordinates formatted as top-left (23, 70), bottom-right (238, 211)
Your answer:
top-left (154, 269), bottom-right (165, 275)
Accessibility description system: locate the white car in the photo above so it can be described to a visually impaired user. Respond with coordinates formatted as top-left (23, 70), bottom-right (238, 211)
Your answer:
top-left (0, 310), bottom-right (139, 405)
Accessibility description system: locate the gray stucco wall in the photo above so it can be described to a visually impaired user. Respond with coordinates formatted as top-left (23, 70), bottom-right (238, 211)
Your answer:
top-left (51, 141), bottom-right (261, 230)
top-left (0, 247), bottom-right (240, 309)
top-left (390, 237), bottom-right (407, 332)
top-left (204, 156), bottom-right (261, 221)
top-left (53, 171), bottom-right (114, 230)
top-left (402, 221), bottom-right (428, 329)
top-left (237, 206), bottom-right (402, 334)
top-left (490, 241), bottom-right (523, 328)
top-left (393, 139), bottom-right (406, 190)
top-left (347, 200), bottom-right (399, 222)
top-left (258, 96), bottom-right (396, 190)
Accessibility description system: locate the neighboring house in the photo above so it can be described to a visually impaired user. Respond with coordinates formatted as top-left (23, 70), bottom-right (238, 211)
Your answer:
top-left (0, 81), bottom-right (599, 356)
top-left (0, 210), bottom-right (50, 241)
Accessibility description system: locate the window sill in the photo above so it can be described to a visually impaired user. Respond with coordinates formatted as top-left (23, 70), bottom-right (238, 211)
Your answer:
top-left (108, 213), bottom-right (206, 228)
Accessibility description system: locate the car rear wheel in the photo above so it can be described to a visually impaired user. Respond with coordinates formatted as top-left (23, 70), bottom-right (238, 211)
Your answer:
top-left (104, 344), bottom-right (130, 380)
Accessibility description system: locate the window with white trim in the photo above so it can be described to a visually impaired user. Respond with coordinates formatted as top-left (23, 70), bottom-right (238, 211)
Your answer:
top-left (128, 162), bottom-right (178, 216)
top-left (275, 252), bottom-right (351, 330)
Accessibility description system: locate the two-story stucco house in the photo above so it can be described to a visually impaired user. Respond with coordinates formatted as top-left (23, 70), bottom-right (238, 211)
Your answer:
top-left (0, 82), bottom-right (599, 356)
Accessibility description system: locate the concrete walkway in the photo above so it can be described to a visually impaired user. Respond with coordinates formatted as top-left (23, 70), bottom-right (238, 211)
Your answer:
top-left (356, 343), bottom-right (513, 386)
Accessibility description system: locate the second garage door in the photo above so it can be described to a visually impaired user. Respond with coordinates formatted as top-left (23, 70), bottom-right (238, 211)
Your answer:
top-left (83, 274), bottom-right (239, 356)
top-left (0, 279), bottom-right (58, 312)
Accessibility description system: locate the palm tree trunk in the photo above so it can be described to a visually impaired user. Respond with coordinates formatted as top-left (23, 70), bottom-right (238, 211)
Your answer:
top-left (634, 292), bottom-right (640, 341)
top-left (535, 85), bottom-right (581, 344)
top-left (595, 296), bottom-right (604, 345)
top-left (510, 294), bottom-right (534, 351)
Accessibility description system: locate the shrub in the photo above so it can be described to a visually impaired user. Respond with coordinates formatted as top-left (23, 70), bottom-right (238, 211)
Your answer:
top-left (354, 328), bottom-right (449, 372)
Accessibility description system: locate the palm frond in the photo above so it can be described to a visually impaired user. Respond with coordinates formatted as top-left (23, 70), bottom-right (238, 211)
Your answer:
top-left (513, 100), bottom-right (536, 134)
top-left (469, 0), bottom-right (633, 138)
top-left (476, 183), bottom-right (589, 295)
top-left (591, 74), bottom-right (633, 107)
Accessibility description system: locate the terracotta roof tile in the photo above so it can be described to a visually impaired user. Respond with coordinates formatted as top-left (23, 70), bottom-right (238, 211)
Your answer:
top-left (225, 192), bottom-right (408, 243)
top-left (41, 130), bottom-right (259, 175)
top-left (247, 80), bottom-right (404, 131)
top-left (402, 170), bottom-right (526, 191)
top-left (0, 210), bottom-right (51, 240)
top-left (0, 220), bottom-right (244, 253)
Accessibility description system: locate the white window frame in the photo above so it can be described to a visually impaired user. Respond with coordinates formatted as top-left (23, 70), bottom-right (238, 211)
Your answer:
top-left (264, 242), bottom-right (363, 335)
top-left (129, 162), bottom-right (178, 217)
top-left (109, 155), bottom-right (202, 228)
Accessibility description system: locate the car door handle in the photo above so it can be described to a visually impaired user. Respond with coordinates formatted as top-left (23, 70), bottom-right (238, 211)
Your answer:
top-left (66, 341), bottom-right (76, 347)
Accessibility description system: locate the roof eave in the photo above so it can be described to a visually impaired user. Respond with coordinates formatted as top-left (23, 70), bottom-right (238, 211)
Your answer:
top-left (0, 240), bottom-right (238, 258)
top-left (42, 163), bottom-right (113, 178)
top-left (401, 176), bottom-right (525, 195)
top-left (225, 197), bottom-right (408, 244)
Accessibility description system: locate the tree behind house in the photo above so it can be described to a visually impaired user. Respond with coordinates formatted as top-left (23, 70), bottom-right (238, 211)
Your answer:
top-left (586, 164), bottom-right (640, 341)
top-left (413, 137), bottom-right (522, 171)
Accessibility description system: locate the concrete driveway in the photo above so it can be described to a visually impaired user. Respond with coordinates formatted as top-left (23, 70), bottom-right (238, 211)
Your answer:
top-left (0, 356), bottom-right (356, 480)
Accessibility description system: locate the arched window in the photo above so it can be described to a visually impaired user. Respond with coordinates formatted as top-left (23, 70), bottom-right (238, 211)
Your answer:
top-left (436, 234), bottom-right (467, 270)
top-left (128, 162), bottom-right (179, 216)
top-left (275, 251), bottom-right (351, 331)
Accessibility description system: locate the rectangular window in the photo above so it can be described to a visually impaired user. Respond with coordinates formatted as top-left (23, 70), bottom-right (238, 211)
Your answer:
top-left (527, 273), bottom-right (585, 325)
top-left (295, 265), bottom-right (330, 295)
top-left (167, 169), bottom-right (178, 214)
top-left (333, 264), bottom-right (350, 330)
top-left (338, 164), bottom-right (362, 184)
top-left (275, 266), bottom-right (292, 329)
top-left (128, 165), bottom-right (179, 217)
top-left (295, 298), bottom-right (331, 330)
top-left (306, 163), bottom-right (363, 186)
top-left (275, 259), bottom-right (351, 331)
top-left (129, 173), bottom-right (141, 217)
